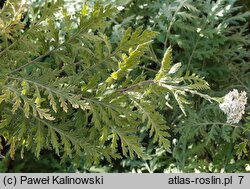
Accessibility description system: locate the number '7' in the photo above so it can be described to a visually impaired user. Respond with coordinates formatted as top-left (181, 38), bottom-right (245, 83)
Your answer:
top-left (238, 176), bottom-right (244, 184)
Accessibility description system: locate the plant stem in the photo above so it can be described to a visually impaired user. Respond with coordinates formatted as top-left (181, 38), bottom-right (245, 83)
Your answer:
top-left (163, 0), bottom-right (185, 53)
top-left (117, 80), bottom-right (155, 93)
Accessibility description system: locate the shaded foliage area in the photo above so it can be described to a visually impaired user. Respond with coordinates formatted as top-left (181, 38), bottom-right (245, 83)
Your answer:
top-left (0, 0), bottom-right (249, 172)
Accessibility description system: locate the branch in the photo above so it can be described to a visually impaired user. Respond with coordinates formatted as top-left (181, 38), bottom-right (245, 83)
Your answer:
top-left (163, 1), bottom-right (185, 53)
top-left (8, 48), bottom-right (56, 75)
top-left (117, 80), bottom-right (156, 93)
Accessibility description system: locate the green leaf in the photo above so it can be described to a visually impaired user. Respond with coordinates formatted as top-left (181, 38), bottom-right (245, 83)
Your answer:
top-left (34, 123), bottom-right (46, 158)
top-left (155, 46), bottom-right (172, 80)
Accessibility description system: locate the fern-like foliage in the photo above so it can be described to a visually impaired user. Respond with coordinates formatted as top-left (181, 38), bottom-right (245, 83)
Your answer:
top-left (0, 0), bottom-right (229, 169)
top-left (0, 1), bottom-right (160, 164)
top-left (108, 0), bottom-right (250, 173)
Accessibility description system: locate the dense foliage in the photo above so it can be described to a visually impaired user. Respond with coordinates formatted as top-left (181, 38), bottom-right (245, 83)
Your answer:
top-left (0, 0), bottom-right (249, 172)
